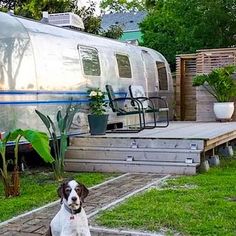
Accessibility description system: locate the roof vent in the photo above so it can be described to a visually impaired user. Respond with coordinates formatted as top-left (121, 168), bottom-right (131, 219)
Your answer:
top-left (48, 12), bottom-right (84, 30)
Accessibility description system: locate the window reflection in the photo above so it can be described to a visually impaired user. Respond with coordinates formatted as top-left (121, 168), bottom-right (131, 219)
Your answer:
top-left (156, 62), bottom-right (168, 90)
top-left (116, 54), bottom-right (132, 78)
top-left (79, 46), bottom-right (101, 76)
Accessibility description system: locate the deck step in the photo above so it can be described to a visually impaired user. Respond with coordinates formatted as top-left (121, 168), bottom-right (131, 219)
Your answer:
top-left (64, 159), bottom-right (199, 175)
top-left (65, 135), bottom-right (204, 175)
top-left (66, 146), bottom-right (201, 163)
top-left (70, 137), bottom-right (204, 150)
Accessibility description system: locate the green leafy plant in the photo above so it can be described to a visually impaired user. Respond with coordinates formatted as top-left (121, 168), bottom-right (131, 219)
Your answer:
top-left (88, 88), bottom-right (107, 115)
top-left (192, 65), bottom-right (236, 102)
top-left (35, 103), bottom-right (79, 181)
top-left (0, 129), bottom-right (54, 197)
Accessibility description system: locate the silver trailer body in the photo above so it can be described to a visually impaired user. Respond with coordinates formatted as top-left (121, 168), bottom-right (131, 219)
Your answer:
top-left (0, 12), bottom-right (174, 135)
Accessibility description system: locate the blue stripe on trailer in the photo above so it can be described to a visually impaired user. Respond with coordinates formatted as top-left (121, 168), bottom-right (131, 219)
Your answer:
top-left (0, 99), bottom-right (89, 105)
top-left (0, 90), bottom-right (127, 96)
top-left (0, 90), bottom-right (88, 95)
top-left (0, 99), bottom-right (112, 105)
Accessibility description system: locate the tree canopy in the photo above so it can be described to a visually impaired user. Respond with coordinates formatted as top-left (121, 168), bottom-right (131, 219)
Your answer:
top-left (140, 0), bottom-right (236, 69)
top-left (0, 0), bottom-right (77, 19)
top-left (100, 0), bottom-right (145, 13)
top-left (0, 0), bottom-right (123, 38)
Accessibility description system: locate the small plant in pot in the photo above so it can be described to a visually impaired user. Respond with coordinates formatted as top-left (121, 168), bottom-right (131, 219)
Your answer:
top-left (193, 65), bottom-right (236, 121)
top-left (87, 88), bottom-right (108, 135)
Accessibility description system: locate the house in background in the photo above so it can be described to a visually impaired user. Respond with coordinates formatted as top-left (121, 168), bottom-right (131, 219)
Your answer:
top-left (101, 11), bottom-right (147, 45)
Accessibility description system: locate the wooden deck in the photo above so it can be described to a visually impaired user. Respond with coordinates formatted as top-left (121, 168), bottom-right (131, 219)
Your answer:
top-left (65, 122), bottom-right (236, 175)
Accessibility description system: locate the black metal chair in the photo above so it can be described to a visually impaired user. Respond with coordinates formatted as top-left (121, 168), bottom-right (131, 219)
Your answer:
top-left (105, 84), bottom-right (145, 133)
top-left (129, 85), bottom-right (169, 128)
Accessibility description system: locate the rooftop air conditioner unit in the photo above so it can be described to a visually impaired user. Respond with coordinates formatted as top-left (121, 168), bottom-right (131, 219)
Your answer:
top-left (48, 12), bottom-right (84, 30)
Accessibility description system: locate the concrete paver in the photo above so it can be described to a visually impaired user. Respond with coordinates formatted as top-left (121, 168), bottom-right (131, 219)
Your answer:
top-left (0, 173), bottom-right (169, 235)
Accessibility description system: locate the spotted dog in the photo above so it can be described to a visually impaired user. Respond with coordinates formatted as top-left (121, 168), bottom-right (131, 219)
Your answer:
top-left (46, 180), bottom-right (90, 236)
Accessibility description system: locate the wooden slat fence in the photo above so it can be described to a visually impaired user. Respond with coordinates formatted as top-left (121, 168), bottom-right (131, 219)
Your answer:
top-left (176, 48), bottom-right (236, 121)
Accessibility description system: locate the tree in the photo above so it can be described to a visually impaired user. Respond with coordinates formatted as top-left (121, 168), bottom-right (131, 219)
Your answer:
top-left (17, 0), bottom-right (78, 19)
top-left (100, 0), bottom-right (145, 13)
top-left (0, 0), bottom-right (24, 11)
top-left (140, 0), bottom-right (236, 69)
top-left (75, 1), bottom-right (123, 37)
top-left (0, 0), bottom-right (78, 19)
top-left (101, 25), bottom-right (123, 39)
top-left (75, 1), bottom-right (101, 34)
top-left (0, 0), bottom-right (122, 39)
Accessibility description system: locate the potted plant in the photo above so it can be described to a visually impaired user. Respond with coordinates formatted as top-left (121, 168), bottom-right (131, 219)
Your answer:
top-left (87, 88), bottom-right (108, 135)
top-left (193, 65), bottom-right (236, 120)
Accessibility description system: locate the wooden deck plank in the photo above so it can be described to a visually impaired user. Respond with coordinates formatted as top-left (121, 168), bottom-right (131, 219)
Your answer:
top-left (102, 122), bottom-right (236, 140)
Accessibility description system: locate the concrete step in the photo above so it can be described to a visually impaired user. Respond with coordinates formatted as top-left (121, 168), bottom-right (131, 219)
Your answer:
top-left (70, 137), bottom-right (204, 150)
top-left (64, 159), bottom-right (199, 175)
top-left (66, 146), bottom-right (201, 163)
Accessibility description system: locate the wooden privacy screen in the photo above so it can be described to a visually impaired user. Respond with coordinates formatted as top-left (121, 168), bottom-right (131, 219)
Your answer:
top-left (176, 48), bottom-right (236, 121)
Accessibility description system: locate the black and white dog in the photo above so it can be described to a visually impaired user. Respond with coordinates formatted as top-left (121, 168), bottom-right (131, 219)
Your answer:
top-left (46, 180), bottom-right (91, 236)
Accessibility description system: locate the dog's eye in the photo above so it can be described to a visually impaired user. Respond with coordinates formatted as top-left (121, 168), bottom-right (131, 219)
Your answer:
top-left (75, 187), bottom-right (81, 194)
top-left (65, 187), bottom-right (71, 194)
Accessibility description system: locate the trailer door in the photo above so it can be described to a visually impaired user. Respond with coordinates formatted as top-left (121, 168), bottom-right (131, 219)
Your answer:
top-left (141, 50), bottom-right (157, 95)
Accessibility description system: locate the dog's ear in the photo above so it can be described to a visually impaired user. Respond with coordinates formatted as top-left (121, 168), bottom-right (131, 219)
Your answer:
top-left (79, 184), bottom-right (89, 202)
top-left (57, 183), bottom-right (65, 203)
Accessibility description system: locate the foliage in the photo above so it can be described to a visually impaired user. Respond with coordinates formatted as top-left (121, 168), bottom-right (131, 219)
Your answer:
top-left (192, 65), bottom-right (236, 102)
top-left (75, 1), bottom-right (123, 37)
top-left (96, 158), bottom-right (236, 235)
top-left (100, 0), bottom-right (145, 13)
top-left (0, 0), bottom-right (123, 39)
top-left (0, 0), bottom-right (22, 12)
top-left (0, 129), bottom-right (54, 197)
top-left (88, 88), bottom-right (107, 115)
top-left (0, 170), bottom-right (117, 222)
top-left (0, 0), bottom-right (78, 19)
top-left (35, 103), bottom-right (79, 181)
top-left (100, 25), bottom-right (123, 39)
top-left (75, 1), bottom-right (101, 34)
top-left (140, 0), bottom-right (236, 69)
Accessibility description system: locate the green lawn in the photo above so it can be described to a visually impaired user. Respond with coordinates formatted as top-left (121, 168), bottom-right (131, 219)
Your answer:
top-left (0, 169), bottom-right (116, 222)
top-left (96, 158), bottom-right (236, 236)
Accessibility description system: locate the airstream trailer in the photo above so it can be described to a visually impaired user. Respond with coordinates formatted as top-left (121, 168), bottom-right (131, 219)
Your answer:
top-left (0, 11), bottom-right (174, 136)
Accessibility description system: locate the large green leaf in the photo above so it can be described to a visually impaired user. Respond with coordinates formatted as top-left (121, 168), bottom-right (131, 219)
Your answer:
top-left (47, 115), bottom-right (57, 134)
top-left (35, 110), bottom-right (51, 129)
top-left (20, 129), bottom-right (54, 163)
top-left (56, 110), bottom-right (62, 123)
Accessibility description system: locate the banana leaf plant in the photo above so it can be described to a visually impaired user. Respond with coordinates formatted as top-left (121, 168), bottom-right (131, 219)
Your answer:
top-left (0, 129), bottom-right (54, 197)
top-left (35, 103), bottom-right (79, 181)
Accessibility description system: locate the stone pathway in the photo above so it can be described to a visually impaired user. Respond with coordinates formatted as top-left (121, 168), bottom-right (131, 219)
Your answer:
top-left (0, 173), bottom-right (170, 236)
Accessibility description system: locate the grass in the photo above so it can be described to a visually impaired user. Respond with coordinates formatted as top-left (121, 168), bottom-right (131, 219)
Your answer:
top-left (96, 158), bottom-right (236, 236)
top-left (0, 169), bottom-right (116, 222)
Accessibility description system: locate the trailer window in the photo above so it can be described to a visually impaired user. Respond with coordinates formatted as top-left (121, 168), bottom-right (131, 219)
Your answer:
top-left (156, 62), bottom-right (168, 90)
top-left (79, 46), bottom-right (101, 76)
top-left (116, 54), bottom-right (132, 78)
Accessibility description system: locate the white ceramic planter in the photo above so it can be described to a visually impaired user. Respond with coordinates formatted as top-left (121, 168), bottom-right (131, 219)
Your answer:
top-left (213, 102), bottom-right (235, 120)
